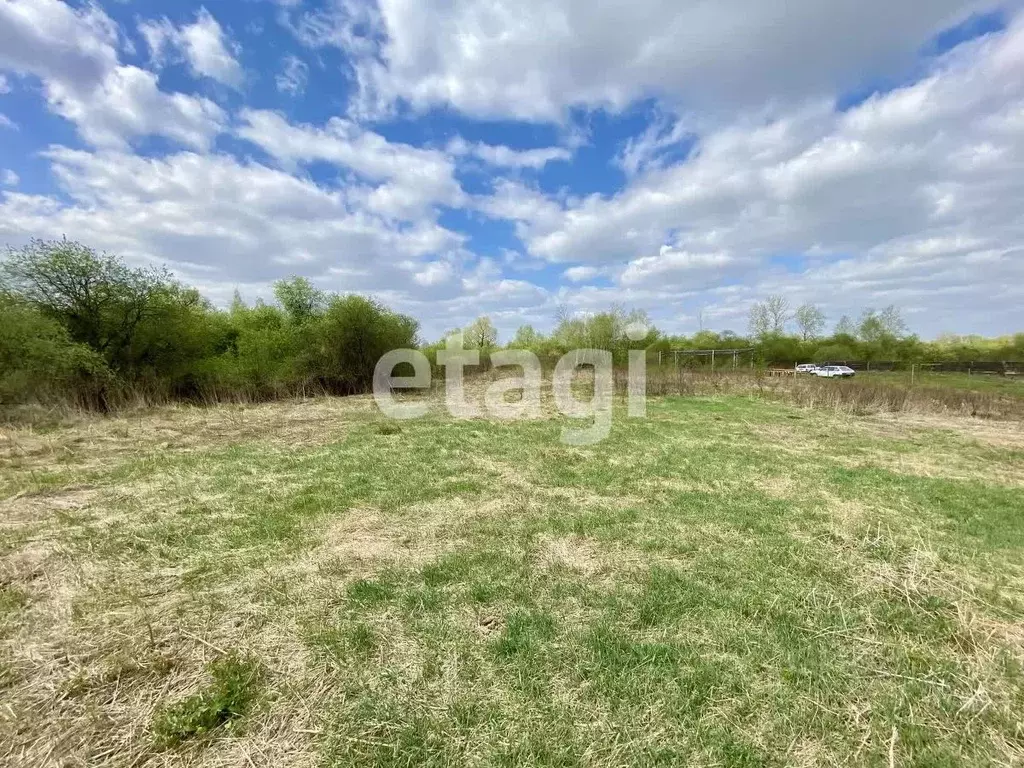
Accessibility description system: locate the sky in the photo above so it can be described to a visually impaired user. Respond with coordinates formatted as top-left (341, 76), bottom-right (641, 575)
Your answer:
top-left (1, 0), bottom-right (1022, 342)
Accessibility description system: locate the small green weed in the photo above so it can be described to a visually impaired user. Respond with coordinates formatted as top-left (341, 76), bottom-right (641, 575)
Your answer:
top-left (152, 652), bottom-right (264, 747)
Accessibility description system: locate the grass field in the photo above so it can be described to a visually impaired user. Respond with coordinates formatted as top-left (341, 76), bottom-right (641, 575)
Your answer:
top-left (856, 371), bottom-right (1024, 397)
top-left (2, 386), bottom-right (1023, 766)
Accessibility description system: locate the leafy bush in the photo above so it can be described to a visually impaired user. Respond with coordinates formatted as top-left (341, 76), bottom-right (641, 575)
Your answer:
top-left (0, 292), bottom-right (110, 406)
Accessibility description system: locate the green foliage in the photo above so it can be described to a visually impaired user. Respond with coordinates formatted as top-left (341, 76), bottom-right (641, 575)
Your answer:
top-left (305, 295), bottom-right (419, 394)
top-left (274, 276), bottom-right (325, 325)
top-left (463, 316), bottom-right (498, 350)
top-left (509, 305), bottom-right (655, 365)
top-left (2, 239), bottom-right (171, 370)
top-left (0, 292), bottom-right (109, 406)
top-left (1, 238), bottom-right (1020, 410)
top-left (0, 241), bottom-right (417, 407)
top-left (152, 653), bottom-right (263, 747)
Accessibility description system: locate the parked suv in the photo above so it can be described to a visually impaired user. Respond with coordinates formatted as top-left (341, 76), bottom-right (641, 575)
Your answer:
top-left (814, 365), bottom-right (855, 378)
top-left (795, 363), bottom-right (818, 373)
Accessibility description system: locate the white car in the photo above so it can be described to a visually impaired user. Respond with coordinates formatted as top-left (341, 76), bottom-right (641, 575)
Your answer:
top-left (814, 365), bottom-right (856, 378)
top-left (795, 364), bottom-right (818, 374)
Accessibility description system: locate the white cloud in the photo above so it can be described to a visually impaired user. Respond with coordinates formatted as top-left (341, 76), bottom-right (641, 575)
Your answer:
top-left (276, 55), bottom-right (308, 95)
top-left (1, 169), bottom-right (19, 186)
top-left (0, 0), bottom-right (226, 149)
top-left (563, 266), bottom-right (600, 283)
top-left (0, 145), bottom-right (554, 339)
top-left (447, 137), bottom-right (571, 170)
top-left (140, 7), bottom-right (244, 89)
top-left (236, 109), bottom-right (464, 218)
top-left (335, 0), bottom-right (1003, 120)
top-left (619, 248), bottom-right (734, 288)
top-left (477, 14), bottom-right (1024, 335)
top-left (0, 113), bottom-right (16, 130)
top-left (278, 0), bottom-right (380, 56)
top-left (46, 65), bottom-right (226, 150)
top-left (411, 259), bottom-right (455, 287)
top-left (0, 0), bottom-right (119, 90)
top-left (0, 74), bottom-right (10, 93)
top-left (0, 147), bottom-right (462, 292)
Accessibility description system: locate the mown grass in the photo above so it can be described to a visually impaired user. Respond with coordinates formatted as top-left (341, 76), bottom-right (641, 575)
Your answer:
top-left (1, 388), bottom-right (1023, 766)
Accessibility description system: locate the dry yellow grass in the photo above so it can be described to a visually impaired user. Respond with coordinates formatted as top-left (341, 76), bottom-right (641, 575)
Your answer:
top-left (1, 392), bottom-right (1023, 766)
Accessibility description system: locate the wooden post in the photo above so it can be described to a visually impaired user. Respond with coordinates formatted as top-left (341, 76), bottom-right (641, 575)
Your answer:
top-left (711, 349), bottom-right (715, 372)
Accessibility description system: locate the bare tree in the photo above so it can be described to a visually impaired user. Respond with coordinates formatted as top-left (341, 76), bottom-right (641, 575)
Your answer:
top-left (834, 315), bottom-right (857, 337)
top-left (748, 294), bottom-right (790, 337)
top-left (748, 302), bottom-right (770, 338)
top-left (764, 295), bottom-right (791, 334)
top-left (794, 303), bottom-right (826, 341)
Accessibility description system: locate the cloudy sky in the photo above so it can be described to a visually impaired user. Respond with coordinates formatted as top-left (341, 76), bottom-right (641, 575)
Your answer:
top-left (1, 0), bottom-right (1022, 340)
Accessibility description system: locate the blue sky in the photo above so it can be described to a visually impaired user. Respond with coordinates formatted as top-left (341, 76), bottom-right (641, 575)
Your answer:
top-left (1, 0), bottom-right (1023, 341)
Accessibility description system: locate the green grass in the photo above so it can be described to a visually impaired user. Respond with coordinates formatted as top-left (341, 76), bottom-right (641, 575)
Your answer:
top-left (1, 392), bottom-right (1023, 766)
top-left (859, 370), bottom-right (1024, 396)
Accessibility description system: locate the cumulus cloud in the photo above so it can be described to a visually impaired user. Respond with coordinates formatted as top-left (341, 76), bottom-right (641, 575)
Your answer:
top-left (236, 109), bottom-right (464, 218)
top-left (4, 0), bottom-right (1024, 338)
top-left (0, 0), bottom-right (119, 90)
top-left (472, 14), bottom-right (1024, 334)
top-left (563, 266), bottom-right (600, 283)
top-left (327, 0), bottom-right (1003, 120)
top-left (0, 146), bottom-right (463, 291)
top-left (0, 74), bottom-right (10, 93)
top-left (0, 0), bottom-right (226, 148)
top-left (140, 7), bottom-right (244, 89)
top-left (1, 170), bottom-right (19, 186)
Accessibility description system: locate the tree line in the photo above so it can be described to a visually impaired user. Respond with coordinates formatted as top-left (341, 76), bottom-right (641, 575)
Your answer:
top-left (2, 240), bottom-right (1021, 409)
top-left (0, 240), bottom-right (417, 409)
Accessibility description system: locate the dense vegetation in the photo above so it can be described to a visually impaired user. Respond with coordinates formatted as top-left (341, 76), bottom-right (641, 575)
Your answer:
top-left (1, 239), bottom-right (1021, 409)
top-left (0, 240), bottom-right (418, 408)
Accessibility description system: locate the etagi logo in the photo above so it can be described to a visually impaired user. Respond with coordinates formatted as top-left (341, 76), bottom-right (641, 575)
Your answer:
top-left (373, 325), bottom-right (649, 445)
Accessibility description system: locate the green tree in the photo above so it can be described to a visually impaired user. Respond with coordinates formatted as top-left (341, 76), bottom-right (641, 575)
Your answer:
top-left (309, 295), bottom-right (419, 394)
top-left (464, 316), bottom-right (498, 351)
top-left (510, 324), bottom-right (542, 349)
top-left (1, 239), bottom-right (171, 374)
top-left (834, 315), bottom-right (857, 337)
top-left (859, 305), bottom-right (907, 344)
top-left (274, 276), bottom-right (325, 325)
